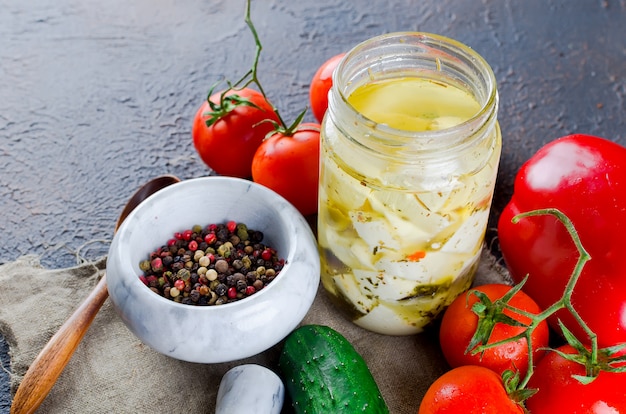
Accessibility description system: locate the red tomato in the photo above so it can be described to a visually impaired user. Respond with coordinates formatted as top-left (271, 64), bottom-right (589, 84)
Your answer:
top-left (439, 284), bottom-right (549, 377)
top-left (309, 53), bottom-right (345, 123)
top-left (192, 88), bottom-right (280, 178)
top-left (498, 134), bottom-right (626, 348)
top-left (418, 365), bottom-right (524, 414)
top-left (525, 344), bottom-right (626, 413)
top-left (251, 123), bottom-right (320, 216)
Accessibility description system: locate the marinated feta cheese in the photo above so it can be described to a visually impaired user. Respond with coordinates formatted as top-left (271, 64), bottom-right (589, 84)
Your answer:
top-left (319, 71), bottom-right (501, 335)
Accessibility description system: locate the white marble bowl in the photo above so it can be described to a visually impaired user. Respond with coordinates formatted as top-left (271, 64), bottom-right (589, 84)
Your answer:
top-left (106, 176), bottom-right (320, 363)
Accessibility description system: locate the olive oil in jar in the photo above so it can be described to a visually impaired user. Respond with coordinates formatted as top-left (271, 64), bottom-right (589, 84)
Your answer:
top-left (348, 77), bottom-right (481, 132)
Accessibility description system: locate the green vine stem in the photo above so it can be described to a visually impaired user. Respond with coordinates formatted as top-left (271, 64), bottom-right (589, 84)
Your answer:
top-left (469, 207), bottom-right (602, 395)
top-left (207, 0), bottom-right (307, 135)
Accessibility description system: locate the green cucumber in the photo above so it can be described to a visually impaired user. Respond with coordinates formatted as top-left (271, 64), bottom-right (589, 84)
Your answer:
top-left (279, 324), bottom-right (389, 413)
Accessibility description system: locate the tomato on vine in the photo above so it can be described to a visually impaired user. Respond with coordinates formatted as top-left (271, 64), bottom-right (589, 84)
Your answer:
top-left (192, 88), bottom-right (279, 178)
top-left (309, 53), bottom-right (345, 123)
top-left (418, 365), bottom-right (524, 414)
top-left (252, 122), bottom-right (320, 216)
top-left (192, 0), bottom-right (322, 214)
top-left (439, 284), bottom-right (549, 377)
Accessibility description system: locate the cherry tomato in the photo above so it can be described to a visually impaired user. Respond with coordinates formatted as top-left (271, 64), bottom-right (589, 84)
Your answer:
top-left (525, 344), bottom-right (626, 413)
top-left (498, 134), bottom-right (626, 347)
top-left (439, 284), bottom-right (549, 377)
top-left (309, 53), bottom-right (345, 123)
top-left (251, 123), bottom-right (320, 216)
top-left (192, 88), bottom-right (280, 178)
top-left (418, 365), bottom-right (524, 414)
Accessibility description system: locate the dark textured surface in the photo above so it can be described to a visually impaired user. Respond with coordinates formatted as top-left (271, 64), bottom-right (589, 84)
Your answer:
top-left (1, 0), bottom-right (624, 411)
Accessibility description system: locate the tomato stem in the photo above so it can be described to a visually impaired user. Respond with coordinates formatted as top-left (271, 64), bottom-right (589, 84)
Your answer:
top-left (473, 207), bottom-right (620, 398)
top-left (208, 0), bottom-right (301, 133)
top-left (512, 208), bottom-right (597, 382)
top-left (203, 0), bottom-right (311, 134)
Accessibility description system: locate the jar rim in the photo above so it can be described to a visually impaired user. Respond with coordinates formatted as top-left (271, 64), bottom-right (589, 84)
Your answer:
top-left (331, 31), bottom-right (498, 150)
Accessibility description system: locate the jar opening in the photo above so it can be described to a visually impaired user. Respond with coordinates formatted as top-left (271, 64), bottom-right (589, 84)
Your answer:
top-left (329, 32), bottom-right (498, 156)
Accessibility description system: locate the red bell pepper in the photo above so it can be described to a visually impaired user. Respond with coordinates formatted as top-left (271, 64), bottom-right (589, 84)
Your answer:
top-left (498, 134), bottom-right (626, 347)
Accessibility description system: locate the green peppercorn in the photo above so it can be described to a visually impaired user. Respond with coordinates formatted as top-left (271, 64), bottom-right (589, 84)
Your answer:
top-left (178, 268), bottom-right (191, 282)
top-left (217, 243), bottom-right (231, 258)
top-left (236, 223), bottom-right (249, 241)
top-left (139, 260), bottom-right (151, 272)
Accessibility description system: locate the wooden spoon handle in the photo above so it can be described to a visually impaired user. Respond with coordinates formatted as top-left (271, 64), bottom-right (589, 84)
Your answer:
top-left (10, 273), bottom-right (109, 414)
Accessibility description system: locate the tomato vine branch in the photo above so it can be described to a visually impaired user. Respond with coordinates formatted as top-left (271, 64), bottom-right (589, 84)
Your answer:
top-left (469, 207), bottom-right (626, 399)
top-left (204, 0), bottom-right (309, 134)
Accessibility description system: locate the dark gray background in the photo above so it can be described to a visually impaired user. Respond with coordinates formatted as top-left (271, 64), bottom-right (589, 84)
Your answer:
top-left (1, 0), bottom-right (624, 411)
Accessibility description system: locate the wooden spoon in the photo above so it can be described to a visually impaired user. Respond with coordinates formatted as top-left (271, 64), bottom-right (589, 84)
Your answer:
top-left (10, 175), bottom-right (181, 414)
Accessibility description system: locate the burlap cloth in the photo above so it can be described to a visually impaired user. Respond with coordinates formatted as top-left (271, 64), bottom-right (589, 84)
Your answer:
top-left (0, 249), bottom-right (511, 413)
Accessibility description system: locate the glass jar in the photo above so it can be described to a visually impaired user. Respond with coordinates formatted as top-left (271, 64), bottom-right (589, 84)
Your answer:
top-left (318, 32), bottom-right (501, 335)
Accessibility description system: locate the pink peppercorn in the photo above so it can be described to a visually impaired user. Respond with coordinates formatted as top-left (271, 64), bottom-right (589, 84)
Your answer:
top-left (261, 248), bottom-right (272, 261)
top-left (151, 257), bottom-right (163, 272)
top-left (245, 285), bottom-right (256, 296)
top-left (174, 279), bottom-right (185, 291)
top-left (227, 286), bottom-right (238, 299)
top-left (188, 240), bottom-right (198, 251)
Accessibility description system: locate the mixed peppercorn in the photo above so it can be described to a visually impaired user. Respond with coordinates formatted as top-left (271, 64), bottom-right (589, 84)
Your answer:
top-left (138, 221), bottom-right (284, 305)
